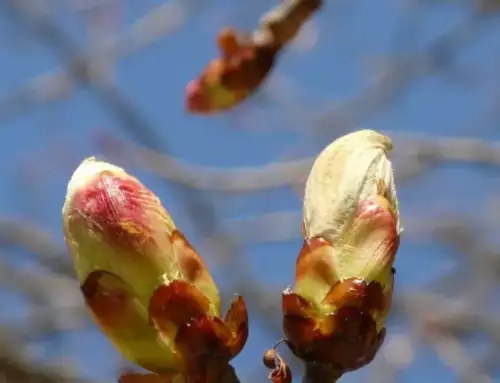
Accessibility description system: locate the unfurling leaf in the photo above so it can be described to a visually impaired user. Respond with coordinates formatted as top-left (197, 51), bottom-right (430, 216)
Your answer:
top-left (281, 130), bottom-right (402, 377)
top-left (62, 157), bottom-right (248, 382)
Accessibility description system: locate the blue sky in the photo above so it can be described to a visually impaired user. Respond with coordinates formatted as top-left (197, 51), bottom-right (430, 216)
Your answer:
top-left (1, 1), bottom-right (500, 382)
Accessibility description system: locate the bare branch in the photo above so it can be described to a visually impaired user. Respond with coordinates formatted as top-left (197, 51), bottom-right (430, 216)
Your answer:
top-left (0, 0), bottom-right (202, 120)
top-left (97, 133), bottom-right (500, 194)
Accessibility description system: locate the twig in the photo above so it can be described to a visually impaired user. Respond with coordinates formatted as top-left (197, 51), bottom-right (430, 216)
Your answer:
top-left (96, 132), bottom-right (500, 194)
top-left (0, 0), bottom-right (203, 120)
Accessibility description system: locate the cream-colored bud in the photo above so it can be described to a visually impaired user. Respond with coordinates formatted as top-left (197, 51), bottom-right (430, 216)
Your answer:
top-left (303, 129), bottom-right (402, 244)
top-left (286, 131), bottom-right (402, 370)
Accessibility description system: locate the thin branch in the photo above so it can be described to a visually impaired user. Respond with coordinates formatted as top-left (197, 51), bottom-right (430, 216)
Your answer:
top-left (0, 0), bottom-right (203, 120)
top-left (96, 132), bottom-right (500, 194)
top-left (0, 218), bottom-right (73, 275)
top-left (305, 12), bottom-right (492, 141)
top-left (0, 326), bottom-right (102, 383)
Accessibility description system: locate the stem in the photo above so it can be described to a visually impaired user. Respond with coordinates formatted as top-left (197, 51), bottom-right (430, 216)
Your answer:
top-left (302, 363), bottom-right (343, 383)
top-left (253, 0), bottom-right (323, 49)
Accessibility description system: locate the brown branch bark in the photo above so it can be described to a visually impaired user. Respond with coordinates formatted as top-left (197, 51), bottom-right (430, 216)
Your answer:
top-left (254, 0), bottom-right (322, 49)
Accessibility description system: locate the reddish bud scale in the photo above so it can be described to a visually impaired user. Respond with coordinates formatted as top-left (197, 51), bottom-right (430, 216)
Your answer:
top-left (295, 237), bottom-right (336, 286)
top-left (170, 231), bottom-right (211, 285)
top-left (81, 270), bottom-right (136, 330)
top-left (283, 275), bottom-right (387, 371)
top-left (282, 302), bottom-right (391, 368)
top-left (284, 198), bottom-right (398, 372)
top-left (149, 280), bottom-right (248, 380)
top-left (322, 277), bottom-right (386, 312)
top-left (149, 280), bottom-right (211, 334)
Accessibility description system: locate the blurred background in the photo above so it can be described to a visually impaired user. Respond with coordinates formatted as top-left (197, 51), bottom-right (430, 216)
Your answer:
top-left (1, 0), bottom-right (500, 382)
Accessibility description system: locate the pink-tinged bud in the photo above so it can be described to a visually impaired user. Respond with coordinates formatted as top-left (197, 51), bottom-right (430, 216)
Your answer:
top-left (185, 59), bottom-right (245, 114)
top-left (185, 79), bottom-right (212, 114)
top-left (185, 28), bottom-right (277, 115)
top-left (282, 130), bottom-right (402, 374)
top-left (63, 158), bottom-right (248, 381)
